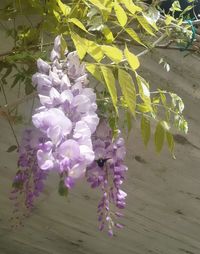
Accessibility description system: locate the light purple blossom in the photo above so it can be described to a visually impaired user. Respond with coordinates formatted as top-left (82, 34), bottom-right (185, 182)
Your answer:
top-left (31, 35), bottom-right (99, 187)
top-left (10, 128), bottom-right (48, 226)
top-left (86, 120), bottom-right (128, 235)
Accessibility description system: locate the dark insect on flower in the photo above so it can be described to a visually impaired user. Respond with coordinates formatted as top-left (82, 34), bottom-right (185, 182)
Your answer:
top-left (96, 158), bottom-right (109, 168)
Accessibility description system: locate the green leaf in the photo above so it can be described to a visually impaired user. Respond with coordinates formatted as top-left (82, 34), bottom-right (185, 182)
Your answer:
top-left (161, 120), bottom-right (170, 131)
top-left (125, 28), bottom-right (146, 46)
top-left (166, 131), bottom-right (175, 158)
top-left (25, 82), bottom-right (34, 95)
top-left (141, 115), bottom-right (151, 146)
top-left (102, 26), bottom-right (114, 42)
top-left (114, 2), bottom-right (127, 27)
top-left (57, 0), bottom-right (71, 16)
top-left (136, 16), bottom-right (155, 36)
top-left (154, 122), bottom-right (165, 153)
top-left (136, 75), bottom-right (151, 107)
top-left (101, 45), bottom-right (123, 63)
top-left (86, 63), bottom-right (104, 83)
top-left (69, 18), bottom-right (88, 33)
top-left (123, 0), bottom-right (142, 14)
top-left (124, 46), bottom-right (140, 71)
top-left (7, 145), bottom-right (17, 153)
top-left (71, 33), bottom-right (86, 59)
top-left (101, 66), bottom-right (118, 113)
top-left (137, 103), bottom-right (152, 113)
top-left (60, 34), bottom-right (67, 58)
top-left (118, 69), bottom-right (136, 116)
top-left (85, 40), bottom-right (104, 62)
top-left (160, 92), bottom-right (167, 106)
top-left (58, 180), bottom-right (68, 197)
top-left (88, 0), bottom-right (108, 10)
top-left (126, 111), bottom-right (132, 133)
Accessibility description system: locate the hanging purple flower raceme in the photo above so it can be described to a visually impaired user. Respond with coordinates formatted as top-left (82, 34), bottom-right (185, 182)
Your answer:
top-left (31, 36), bottom-right (99, 189)
top-left (86, 120), bottom-right (128, 236)
top-left (10, 128), bottom-right (48, 226)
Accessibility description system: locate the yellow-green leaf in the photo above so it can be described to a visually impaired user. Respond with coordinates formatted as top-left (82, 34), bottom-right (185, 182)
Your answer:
top-left (126, 111), bottom-right (132, 134)
top-left (114, 2), bottom-right (127, 27)
top-left (165, 15), bottom-right (174, 25)
top-left (136, 16), bottom-right (155, 36)
top-left (53, 10), bottom-right (61, 21)
top-left (123, 0), bottom-right (142, 14)
top-left (125, 28), bottom-right (146, 47)
top-left (86, 63), bottom-right (104, 83)
top-left (101, 45), bottom-right (123, 63)
top-left (71, 33), bottom-right (86, 59)
top-left (137, 103), bottom-right (152, 113)
top-left (141, 115), bottom-right (151, 146)
top-left (118, 69), bottom-right (136, 115)
top-left (161, 120), bottom-right (170, 131)
top-left (166, 131), bottom-right (175, 158)
top-left (124, 46), bottom-right (140, 71)
top-left (57, 0), bottom-right (71, 16)
top-left (136, 75), bottom-right (151, 106)
top-left (154, 122), bottom-right (165, 153)
top-left (101, 66), bottom-right (118, 113)
top-left (88, 0), bottom-right (108, 10)
top-left (85, 40), bottom-right (104, 62)
top-left (69, 18), bottom-right (88, 33)
top-left (60, 34), bottom-right (68, 58)
top-left (102, 26), bottom-right (114, 43)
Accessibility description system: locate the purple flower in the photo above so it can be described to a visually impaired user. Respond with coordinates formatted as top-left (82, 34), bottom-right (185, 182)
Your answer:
top-left (86, 120), bottom-right (128, 235)
top-left (32, 108), bottom-right (72, 145)
top-left (10, 128), bottom-right (48, 225)
top-left (31, 36), bottom-right (99, 189)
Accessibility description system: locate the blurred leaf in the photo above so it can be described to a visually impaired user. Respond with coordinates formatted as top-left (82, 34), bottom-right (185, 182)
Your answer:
top-left (86, 63), bottom-right (104, 83)
top-left (7, 145), bottom-right (17, 153)
top-left (71, 33), bottom-right (86, 59)
top-left (102, 26), bottom-right (114, 42)
top-left (114, 2), bottom-right (127, 27)
top-left (136, 75), bottom-right (151, 105)
top-left (118, 69), bottom-right (136, 116)
top-left (25, 82), bottom-right (34, 95)
top-left (123, 0), bottom-right (142, 14)
top-left (124, 46), bottom-right (140, 71)
top-left (58, 180), bottom-right (68, 197)
top-left (141, 115), bottom-right (151, 146)
top-left (101, 45), bottom-right (123, 63)
top-left (69, 18), bottom-right (88, 32)
top-left (125, 28), bottom-right (146, 46)
top-left (154, 122), bottom-right (165, 152)
top-left (101, 66), bottom-right (118, 113)
top-left (85, 40), bottom-right (104, 62)
top-left (166, 131), bottom-right (175, 158)
top-left (57, 0), bottom-right (71, 16)
top-left (126, 110), bottom-right (132, 133)
top-left (136, 15), bottom-right (155, 36)
top-left (60, 34), bottom-right (67, 58)
top-left (88, 0), bottom-right (108, 10)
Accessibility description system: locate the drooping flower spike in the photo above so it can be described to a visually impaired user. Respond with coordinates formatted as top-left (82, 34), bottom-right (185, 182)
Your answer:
top-left (86, 120), bottom-right (128, 236)
top-left (32, 35), bottom-right (99, 187)
top-left (11, 36), bottom-right (128, 236)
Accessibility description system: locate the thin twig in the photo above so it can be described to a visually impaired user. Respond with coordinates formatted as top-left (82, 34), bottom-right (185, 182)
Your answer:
top-left (137, 33), bottom-right (167, 57)
top-left (0, 91), bottom-right (37, 114)
top-left (0, 42), bottom-right (54, 59)
top-left (0, 80), bottom-right (20, 147)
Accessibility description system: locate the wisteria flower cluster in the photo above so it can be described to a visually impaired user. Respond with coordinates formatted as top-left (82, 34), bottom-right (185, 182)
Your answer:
top-left (11, 36), bottom-right (128, 235)
top-left (10, 128), bottom-right (48, 225)
top-left (86, 120), bottom-right (127, 236)
top-left (32, 36), bottom-right (99, 188)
